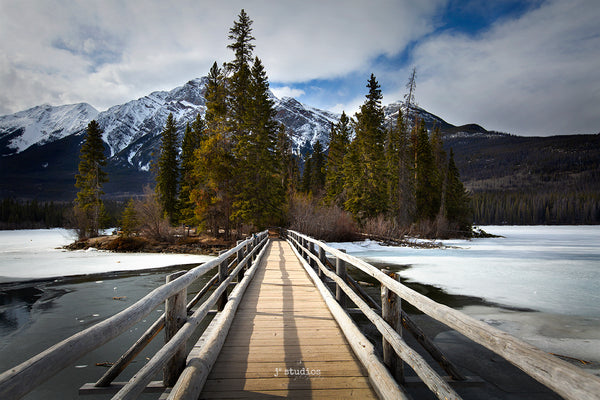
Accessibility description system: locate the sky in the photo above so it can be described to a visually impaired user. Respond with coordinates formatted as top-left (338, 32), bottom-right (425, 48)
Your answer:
top-left (1, 0), bottom-right (599, 136)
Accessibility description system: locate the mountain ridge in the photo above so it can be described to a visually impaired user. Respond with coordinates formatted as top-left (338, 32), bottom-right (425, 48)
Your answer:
top-left (1, 77), bottom-right (598, 204)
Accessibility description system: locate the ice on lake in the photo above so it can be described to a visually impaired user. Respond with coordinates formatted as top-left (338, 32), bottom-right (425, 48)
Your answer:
top-left (330, 225), bottom-right (600, 367)
top-left (0, 229), bottom-right (214, 282)
top-left (330, 225), bottom-right (600, 317)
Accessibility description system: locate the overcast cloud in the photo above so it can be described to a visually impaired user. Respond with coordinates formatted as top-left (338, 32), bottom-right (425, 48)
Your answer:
top-left (0, 0), bottom-right (598, 136)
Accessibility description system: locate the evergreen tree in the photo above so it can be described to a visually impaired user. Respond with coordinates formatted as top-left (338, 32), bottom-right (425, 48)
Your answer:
top-left (309, 140), bottom-right (326, 195)
top-left (430, 126), bottom-right (447, 216)
top-left (227, 9), bottom-right (255, 134)
top-left (74, 120), bottom-right (108, 238)
top-left (444, 149), bottom-right (472, 232)
top-left (121, 198), bottom-right (139, 237)
top-left (191, 131), bottom-right (234, 236)
top-left (414, 121), bottom-right (440, 221)
top-left (344, 74), bottom-right (388, 221)
top-left (324, 114), bottom-right (351, 207)
top-left (275, 124), bottom-right (297, 199)
top-left (232, 57), bottom-right (282, 228)
top-left (179, 116), bottom-right (206, 225)
top-left (385, 108), bottom-right (414, 226)
top-left (205, 62), bottom-right (228, 130)
top-left (191, 61), bottom-right (234, 236)
top-left (155, 113), bottom-right (180, 223)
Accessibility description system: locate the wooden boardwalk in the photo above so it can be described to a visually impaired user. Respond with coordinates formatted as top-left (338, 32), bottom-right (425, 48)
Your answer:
top-left (199, 239), bottom-right (378, 399)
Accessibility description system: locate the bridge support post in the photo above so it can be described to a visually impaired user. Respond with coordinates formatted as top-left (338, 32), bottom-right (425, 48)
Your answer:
top-left (335, 250), bottom-right (347, 308)
top-left (164, 271), bottom-right (187, 387)
top-left (381, 271), bottom-right (404, 383)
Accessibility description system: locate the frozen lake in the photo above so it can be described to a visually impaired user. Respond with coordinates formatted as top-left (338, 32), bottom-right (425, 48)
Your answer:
top-left (330, 225), bottom-right (600, 370)
top-left (0, 225), bottom-right (598, 397)
top-left (0, 228), bottom-right (214, 282)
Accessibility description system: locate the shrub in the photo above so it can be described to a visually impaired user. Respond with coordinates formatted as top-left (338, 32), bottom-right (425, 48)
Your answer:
top-left (288, 194), bottom-right (357, 242)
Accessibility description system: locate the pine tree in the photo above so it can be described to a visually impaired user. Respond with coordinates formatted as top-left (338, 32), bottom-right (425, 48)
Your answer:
top-left (444, 149), bottom-right (472, 233)
top-left (121, 198), bottom-right (139, 237)
top-left (414, 121), bottom-right (440, 221)
top-left (190, 61), bottom-right (234, 237)
top-left (309, 140), bottom-right (326, 195)
top-left (74, 120), bottom-right (108, 238)
top-left (227, 9), bottom-right (255, 134)
top-left (275, 123), bottom-right (297, 199)
top-left (205, 62), bottom-right (228, 130)
top-left (385, 108), bottom-right (414, 226)
top-left (179, 116), bottom-right (206, 225)
top-left (324, 114), bottom-right (351, 207)
top-left (232, 57), bottom-right (282, 229)
top-left (155, 113), bottom-right (180, 223)
top-left (344, 74), bottom-right (388, 221)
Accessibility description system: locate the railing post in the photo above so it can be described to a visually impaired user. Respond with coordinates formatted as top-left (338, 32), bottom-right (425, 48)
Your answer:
top-left (318, 246), bottom-right (327, 279)
top-left (217, 258), bottom-right (228, 311)
top-left (164, 271), bottom-right (187, 387)
top-left (308, 241), bottom-right (316, 269)
top-left (336, 249), bottom-right (347, 308)
top-left (236, 246), bottom-right (245, 282)
top-left (381, 270), bottom-right (403, 383)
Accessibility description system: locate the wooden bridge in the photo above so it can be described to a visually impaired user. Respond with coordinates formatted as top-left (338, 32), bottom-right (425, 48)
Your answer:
top-left (1, 230), bottom-right (600, 399)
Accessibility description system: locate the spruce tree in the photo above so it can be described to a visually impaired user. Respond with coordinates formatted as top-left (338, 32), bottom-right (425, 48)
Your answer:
top-left (232, 57), bottom-right (282, 229)
top-left (344, 74), bottom-right (388, 221)
top-left (74, 120), bottom-right (108, 238)
top-left (121, 198), bottom-right (139, 237)
top-left (227, 9), bottom-right (255, 134)
top-left (191, 61), bottom-right (234, 237)
top-left (275, 123), bottom-right (297, 200)
top-left (155, 113), bottom-right (180, 223)
top-left (324, 115), bottom-right (351, 207)
top-left (444, 149), bottom-right (472, 233)
top-left (309, 140), bottom-right (326, 195)
top-left (385, 108), bottom-right (414, 227)
top-left (414, 121), bottom-right (440, 221)
top-left (179, 116), bottom-right (206, 225)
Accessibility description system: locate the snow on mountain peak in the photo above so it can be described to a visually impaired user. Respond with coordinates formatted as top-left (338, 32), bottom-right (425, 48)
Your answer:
top-left (0, 103), bottom-right (98, 155)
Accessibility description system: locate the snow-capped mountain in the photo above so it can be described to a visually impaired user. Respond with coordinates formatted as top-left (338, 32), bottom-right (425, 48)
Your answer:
top-left (274, 97), bottom-right (339, 155)
top-left (0, 103), bottom-right (98, 156)
top-left (0, 77), bottom-right (343, 199)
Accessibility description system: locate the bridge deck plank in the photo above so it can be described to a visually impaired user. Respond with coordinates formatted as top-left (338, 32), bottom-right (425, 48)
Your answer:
top-left (199, 239), bottom-right (378, 399)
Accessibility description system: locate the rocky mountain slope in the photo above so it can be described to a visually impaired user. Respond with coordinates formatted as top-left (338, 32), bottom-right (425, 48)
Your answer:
top-left (1, 78), bottom-right (598, 203)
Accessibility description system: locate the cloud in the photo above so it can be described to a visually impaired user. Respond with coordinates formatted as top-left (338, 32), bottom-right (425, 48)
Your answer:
top-left (271, 86), bottom-right (305, 99)
top-left (410, 0), bottom-right (600, 135)
top-left (0, 0), bottom-right (444, 114)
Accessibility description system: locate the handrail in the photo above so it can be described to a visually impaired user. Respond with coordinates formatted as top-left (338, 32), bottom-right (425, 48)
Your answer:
top-left (0, 231), bottom-right (268, 400)
top-left (287, 230), bottom-right (600, 400)
top-left (113, 233), bottom-right (269, 399)
top-left (287, 232), bottom-right (459, 400)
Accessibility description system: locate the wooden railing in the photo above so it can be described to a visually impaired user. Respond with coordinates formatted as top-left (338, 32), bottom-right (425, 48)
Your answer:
top-left (286, 229), bottom-right (600, 400)
top-left (0, 231), bottom-right (268, 400)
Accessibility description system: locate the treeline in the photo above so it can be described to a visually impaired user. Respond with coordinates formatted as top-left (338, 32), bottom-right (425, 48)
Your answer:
top-left (473, 191), bottom-right (600, 225)
top-left (0, 198), bottom-right (125, 230)
top-left (150, 10), bottom-right (290, 240)
top-left (298, 72), bottom-right (472, 239)
top-left (0, 198), bottom-right (68, 229)
top-left (129, 11), bottom-right (472, 240)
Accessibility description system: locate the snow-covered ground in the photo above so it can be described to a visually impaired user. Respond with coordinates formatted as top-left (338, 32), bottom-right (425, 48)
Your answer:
top-left (0, 229), bottom-right (214, 282)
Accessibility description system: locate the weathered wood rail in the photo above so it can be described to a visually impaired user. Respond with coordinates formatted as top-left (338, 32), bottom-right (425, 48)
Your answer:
top-left (286, 229), bottom-right (600, 400)
top-left (0, 231), bottom-right (269, 399)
